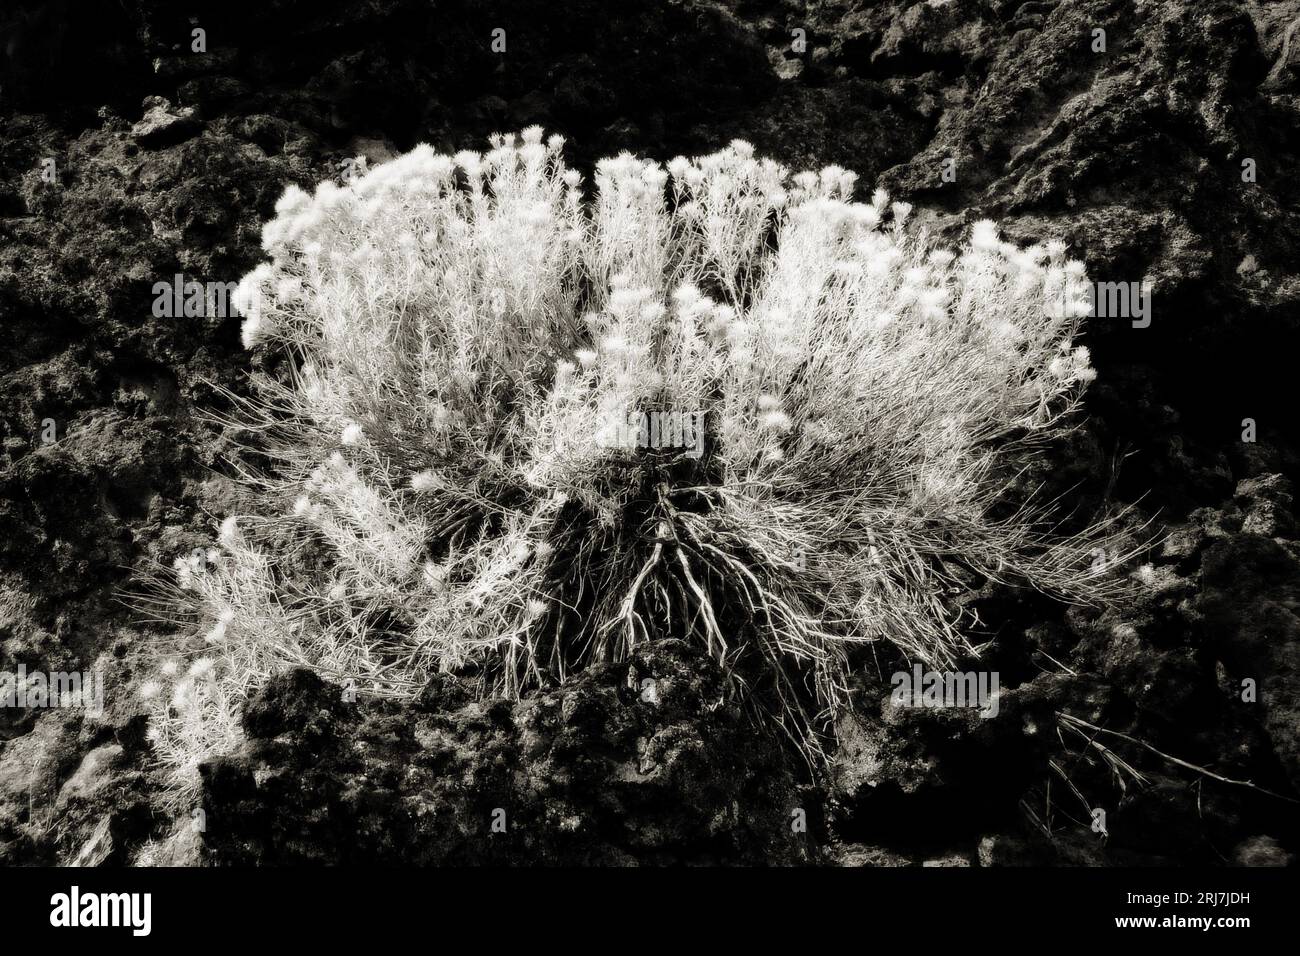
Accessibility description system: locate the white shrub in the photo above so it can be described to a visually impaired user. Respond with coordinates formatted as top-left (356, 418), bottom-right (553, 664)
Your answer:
top-left (146, 132), bottom-right (1130, 793)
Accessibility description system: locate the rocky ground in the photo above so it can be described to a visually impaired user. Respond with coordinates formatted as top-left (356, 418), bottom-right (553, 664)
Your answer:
top-left (1, 0), bottom-right (1298, 865)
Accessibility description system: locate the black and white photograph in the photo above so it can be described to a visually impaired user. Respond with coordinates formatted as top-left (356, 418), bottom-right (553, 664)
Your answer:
top-left (0, 0), bottom-right (1295, 934)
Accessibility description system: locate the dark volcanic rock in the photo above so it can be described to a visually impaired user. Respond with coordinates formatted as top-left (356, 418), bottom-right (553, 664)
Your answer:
top-left (197, 641), bottom-right (813, 865)
top-left (1194, 530), bottom-right (1300, 789)
top-left (131, 97), bottom-right (201, 148)
top-left (828, 473), bottom-right (1300, 865)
